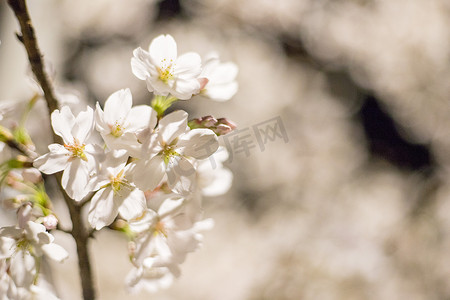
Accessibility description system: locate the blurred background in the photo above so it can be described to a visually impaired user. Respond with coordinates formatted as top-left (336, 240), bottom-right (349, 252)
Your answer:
top-left (1, 0), bottom-right (450, 299)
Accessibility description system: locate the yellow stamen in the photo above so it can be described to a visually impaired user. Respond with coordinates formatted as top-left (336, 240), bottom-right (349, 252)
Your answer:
top-left (158, 59), bottom-right (175, 83)
top-left (64, 138), bottom-right (87, 161)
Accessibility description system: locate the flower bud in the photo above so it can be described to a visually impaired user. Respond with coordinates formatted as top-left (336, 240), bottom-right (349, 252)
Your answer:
top-left (43, 214), bottom-right (58, 230)
top-left (216, 118), bottom-right (237, 130)
top-left (201, 116), bottom-right (218, 127)
top-left (188, 116), bottom-right (236, 136)
top-left (0, 125), bottom-right (13, 142)
top-left (22, 168), bottom-right (42, 183)
top-left (214, 124), bottom-right (233, 135)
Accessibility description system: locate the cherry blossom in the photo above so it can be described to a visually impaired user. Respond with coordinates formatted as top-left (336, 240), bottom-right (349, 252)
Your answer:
top-left (2, 21), bottom-right (237, 296)
top-left (133, 110), bottom-right (219, 195)
top-left (95, 88), bottom-right (157, 157)
top-left (0, 221), bottom-right (68, 294)
top-left (88, 151), bottom-right (146, 230)
top-left (198, 52), bottom-right (239, 102)
top-left (131, 34), bottom-right (202, 100)
top-left (196, 146), bottom-right (233, 197)
top-left (33, 106), bottom-right (105, 201)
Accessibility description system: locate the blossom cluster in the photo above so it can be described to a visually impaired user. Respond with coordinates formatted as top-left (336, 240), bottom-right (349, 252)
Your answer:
top-left (0, 34), bottom-right (237, 297)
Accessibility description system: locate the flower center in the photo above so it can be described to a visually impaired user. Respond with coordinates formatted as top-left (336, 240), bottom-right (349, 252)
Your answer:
top-left (153, 220), bottom-right (167, 237)
top-left (108, 169), bottom-right (132, 195)
top-left (158, 59), bottom-right (174, 83)
top-left (15, 237), bottom-right (32, 253)
top-left (110, 121), bottom-right (124, 137)
top-left (161, 144), bottom-right (179, 165)
top-left (64, 138), bottom-right (87, 161)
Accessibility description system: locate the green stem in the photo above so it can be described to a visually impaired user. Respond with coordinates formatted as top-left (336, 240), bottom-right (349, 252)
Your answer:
top-left (151, 95), bottom-right (178, 118)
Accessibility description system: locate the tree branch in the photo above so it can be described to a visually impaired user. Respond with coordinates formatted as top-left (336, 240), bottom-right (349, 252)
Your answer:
top-left (7, 0), bottom-right (59, 116)
top-left (54, 173), bottom-right (96, 300)
top-left (7, 1), bottom-right (97, 299)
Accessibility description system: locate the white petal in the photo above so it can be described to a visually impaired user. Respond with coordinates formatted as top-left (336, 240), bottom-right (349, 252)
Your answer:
top-left (61, 159), bottom-right (91, 201)
top-left (0, 236), bottom-right (17, 259)
top-left (208, 62), bottom-right (238, 84)
top-left (157, 196), bottom-right (184, 217)
top-left (201, 167), bottom-right (233, 197)
top-left (51, 106), bottom-right (75, 143)
top-left (118, 189), bottom-right (146, 221)
top-left (174, 52), bottom-right (202, 77)
top-left (204, 81), bottom-right (238, 102)
top-left (178, 129), bottom-right (219, 159)
top-left (149, 35), bottom-right (177, 66)
top-left (10, 250), bottom-right (36, 287)
top-left (88, 188), bottom-right (120, 230)
top-left (166, 156), bottom-right (197, 195)
top-left (41, 243), bottom-right (69, 262)
top-left (94, 102), bottom-right (109, 134)
top-left (158, 110), bottom-right (188, 144)
top-left (153, 235), bottom-right (172, 259)
top-left (24, 221), bottom-right (46, 243)
top-left (73, 106), bottom-right (94, 143)
top-left (37, 231), bottom-right (54, 245)
top-left (129, 209), bottom-right (157, 233)
top-left (125, 105), bottom-right (157, 133)
top-left (149, 77), bottom-right (170, 96)
top-left (33, 144), bottom-right (69, 174)
top-left (0, 226), bottom-right (22, 239)
top-left (215, 146), bottom-right (230, 162)
top-left (103, 89), bottom-right (132, 126)
top-left (102, 132), bottom-right (142, 157)
top-left (170, 77), bottom-right (201, 100)
top-left (168, 231), bottom-right (200, 263)
top-left (132, 156), bottom-right (165, 191)
top-left (132, 50), bottom-right (152, 81)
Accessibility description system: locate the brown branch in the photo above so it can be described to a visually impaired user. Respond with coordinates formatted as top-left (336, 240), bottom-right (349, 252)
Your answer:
top-left (54, 173), bottom-right (96, 300)
top-left (7, 1), bottom-right (97, 299)
top-left (7, 0), bottom-right (59, 116)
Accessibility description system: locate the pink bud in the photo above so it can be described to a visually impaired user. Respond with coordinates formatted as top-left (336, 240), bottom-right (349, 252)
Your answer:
top-left (22, 168), bottom-right (42, 183)
top-left (202, 116), bottom-right (218, 127)
top-left (197, 78), bottom-right (209, 91)
top-left (43, 214), bottom-right (58, 230)
top-left (217, 118), bottom-right (237, 130)
top-left (214, 124), bottom-right (232, 135)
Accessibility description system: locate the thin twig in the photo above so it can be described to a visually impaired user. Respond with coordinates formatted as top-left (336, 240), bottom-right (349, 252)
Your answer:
top-left (6, 0), bottom-right (59, 115)
top-left (7, 1), bottom-right (96, 299)
top-left (5, 140), bottom-right (37, 159)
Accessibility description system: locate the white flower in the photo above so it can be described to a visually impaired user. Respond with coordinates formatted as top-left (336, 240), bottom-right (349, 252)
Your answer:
top-left (126, 258), bottom-right (179, 294)
top-left (33, 106), bottom-right (105, 201)
top-left (198, 52), bottom-right (238, 102)
top-left (126, 257), bottom-right (180, 293)
top-left (133, 110), bottom-right (219, 195)
top-left (88, 151), bottom-right (146, 230)
top-left (95, 88), bottom-right (157, 157)
top-left (129, 194), bottom-right (213, 267)
top-left (0, 221), bottom-right (68, 291)
top-left (196, 146), bottom-right (233, 197)
top-left (131, 34), bottom-right (202, 100)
